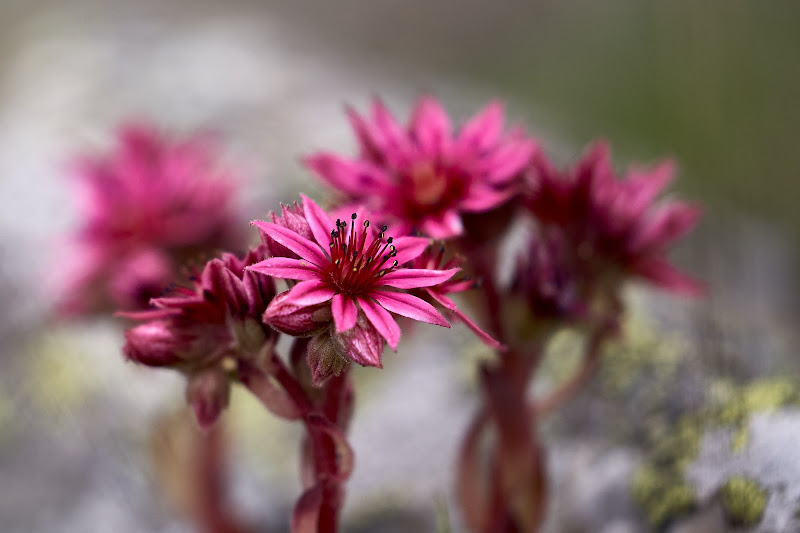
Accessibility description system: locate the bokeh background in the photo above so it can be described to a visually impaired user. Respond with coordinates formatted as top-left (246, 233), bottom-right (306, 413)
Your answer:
top-left (1, 1), bottom-right (798, 532)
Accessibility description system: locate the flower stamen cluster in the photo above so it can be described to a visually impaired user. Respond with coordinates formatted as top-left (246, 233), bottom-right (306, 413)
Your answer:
top-left (327, 215), bottom-right (398, 293)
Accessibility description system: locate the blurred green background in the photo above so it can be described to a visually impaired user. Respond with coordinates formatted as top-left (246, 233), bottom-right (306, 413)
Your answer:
top-left (271, 0), bottom-right (800, 238)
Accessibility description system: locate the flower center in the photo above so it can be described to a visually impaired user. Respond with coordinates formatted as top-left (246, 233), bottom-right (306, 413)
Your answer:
top-left (326, 214), bottom-right (399, 294)
top-left (409, 162), bottom-right (448, 206)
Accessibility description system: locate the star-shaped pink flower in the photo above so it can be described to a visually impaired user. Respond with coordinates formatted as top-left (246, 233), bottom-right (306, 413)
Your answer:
top-left (525, 141), bottom-right (702, 295)
top-left (248, 195), bottom-right (457, 368)
top-left (305, 97), bottom-right (538, 239)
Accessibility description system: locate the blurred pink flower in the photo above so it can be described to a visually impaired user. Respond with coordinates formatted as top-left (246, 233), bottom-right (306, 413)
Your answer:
top-left (305, 97), bottom-right (537, 239)
top-left (121, 248), bottom-right (275, 428)
top-left (511, 230), bottom-right (584, 321)
top-left (248, 195), bottom-right (456, 374)
top-left (58, 122), bottom-right (243, 316)
top-left (525, 141), bottom-right (702, 295)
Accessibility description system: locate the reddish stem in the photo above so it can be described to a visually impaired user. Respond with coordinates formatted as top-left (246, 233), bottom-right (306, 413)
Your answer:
top-left (195, 425), bottom-right (251, 533)
top-left (245, 350), bottom-right (352, 533)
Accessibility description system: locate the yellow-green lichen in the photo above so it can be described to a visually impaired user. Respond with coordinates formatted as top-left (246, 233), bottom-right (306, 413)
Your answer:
top-left (708, 377), bottom-right (800, 453)
top-left (720, 476), bottom-right (768, 527)
top-left (632, 465), bottom-right (696, 527)
top-left (633, 376), bottom-right (800, 527)
top-left (632, 415), bottom-right (703, 527)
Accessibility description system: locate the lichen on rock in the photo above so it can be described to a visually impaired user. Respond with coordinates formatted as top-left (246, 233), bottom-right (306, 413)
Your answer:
top-left (720, 476), bottom-right (768, 527)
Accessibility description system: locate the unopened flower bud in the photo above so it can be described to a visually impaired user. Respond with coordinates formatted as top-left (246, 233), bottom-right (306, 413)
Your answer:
top-left (306, 332), bottom-right (349, 387)
top-left (263, 290), bottom-right (331, 336)
top-left (123, 320), bottom-right (183, 367)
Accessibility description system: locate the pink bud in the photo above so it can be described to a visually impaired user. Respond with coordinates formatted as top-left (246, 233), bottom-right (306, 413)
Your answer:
top-left (306, 333), bottom-right (349, 387)
top-left (263, 290), bottom-right (332, 337)
top-left (123, 320), bottom-right (182, 367)
top-left (109, 249), bottom-right (172, 310)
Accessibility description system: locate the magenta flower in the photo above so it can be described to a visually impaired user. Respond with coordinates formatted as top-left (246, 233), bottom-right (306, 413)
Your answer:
top-left (120, 248), bottom-right (275, 428)
top-left (525, 141), bottom-right (702, 295)
top-left (58, 121), bottom-right (243, 316)
top-left (248, 195), bottom-right (457, 371)
top-left (511, 230), bottom-right (584, 321)
top-left (305, 97), bottom-right (537, 239)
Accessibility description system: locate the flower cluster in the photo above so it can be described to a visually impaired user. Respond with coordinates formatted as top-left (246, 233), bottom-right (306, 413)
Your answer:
top-left (250, 194), bottom-right (459, 384)
top-left (59, 122), bottom-right (242, 316)
top-left (523, 141), bottom-right (702, 296)
top-left (121, 248), bottom-right (274, 428)
top-left (66, 95), bottom-right (704, 533)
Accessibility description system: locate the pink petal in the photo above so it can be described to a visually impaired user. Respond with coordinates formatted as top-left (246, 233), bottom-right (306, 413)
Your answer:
top-left (425, 288), bottom-right (458, 310)
top-left (247, 257), bottom-right (320, 281)
top-left (379, 267), bottom-right (459, 289)
top-left (251, 221), bottom-right (327, 266)
top-left (630, 202), bottom-right (701, 253)
top-left (346, 105), bottom-right (383, 162)
top-left (460, 185), bottom-right (516, 212)
top-left (632, 258), bottom-right (705, 296)
top-left (410, 96), bottom-right (452, 156)
top-left (304, 153), bottom-right (392, 195)
top-left (391, 236), bottom-right (431, 265)
top-left (331, 318), bottom-right (385, 368)
top-left (370, 98), bottom-right (408, 153)
top-left (420, 211), bottom-right (464, 239)
top-left (450, 306), bottom-right (505, 351)
top-left (284, 279), bottom-right (336, 306)
top-left (623, 160), bottom-right (675, 216)
top-left (478, 136), bottom-right (537, 184)
top-left (371, 290), bottom-right (449, 327)
top-left (331, 293), bottom-right (358, 332)
top-left (459, 100), bottom-right (504, 151)
top-left (357, 296), bottom-right (401, 350)
top-left (425, 289), bottom-right (504, 350)
top-left (299, 193), bottom-right (337, 249)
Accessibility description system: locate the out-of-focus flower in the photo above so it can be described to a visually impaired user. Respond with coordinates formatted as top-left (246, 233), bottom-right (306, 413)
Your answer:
top-left (248, 195), bottom-right (456, 381)
top-left (58, 122), bottom-right (243, 316)
top-left (510, 230), bottom-right (584, 321)
top-left (120, 248), bottom-right (275, 428)
top-left (524, 141), bottom-right (702, 295)
top-left (305, 97), bottom-right (537, 239)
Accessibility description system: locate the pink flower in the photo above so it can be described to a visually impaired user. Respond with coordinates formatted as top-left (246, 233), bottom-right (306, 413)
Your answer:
top-left (511, 230), bottom-right (584, 321)
top-left (120, 248), bottom-right (275, 428)
top-left (58, 121), bottom-right (243, 316)
top-left (525, 142), bottom-right (702, 295)
top-left (248, 195), bottom-right (457, 371)
top-left (305, 97), bottom-right (538, 239)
